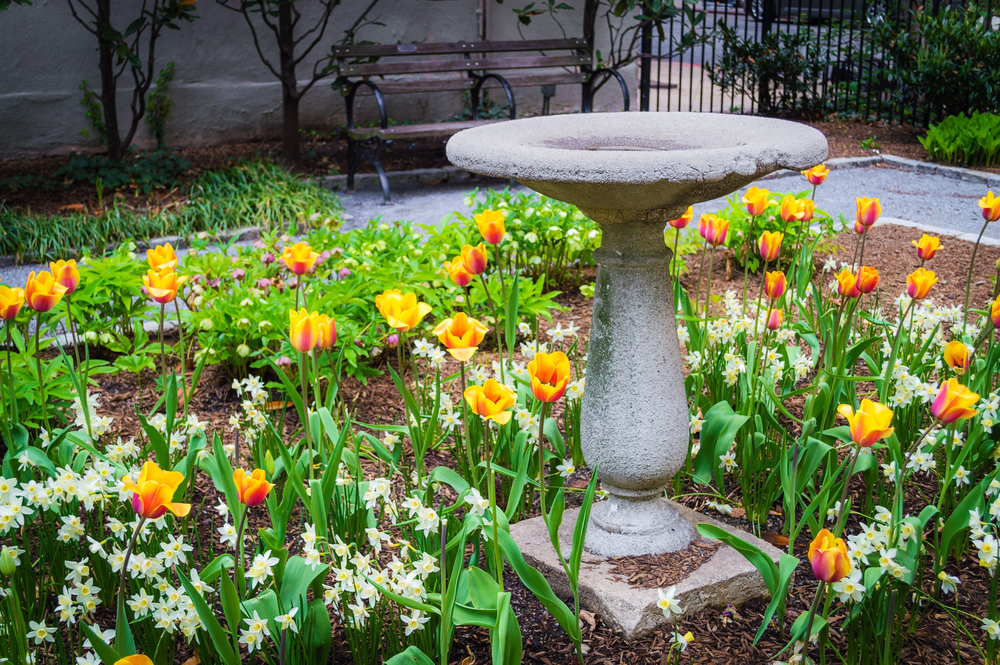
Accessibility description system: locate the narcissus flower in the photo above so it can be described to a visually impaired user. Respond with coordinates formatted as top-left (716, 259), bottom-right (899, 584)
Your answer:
top-left (116, 657), bottom-right (154, 665)
top-left (25, 271), bottom-right (68, 312)
top-left (837, 399), bottom-right (894, 447)
top-left (464, 379), bottom-right (516, 424)
top-left (809, 528), bottom-right (851, 583)
top-left (528, 351), bottom-right (571, 402)
top-left (461, 243), bottom-right (489, 275)
top-left (121, 460), bottom-right (191, 519)
top-left (931, 378), bottom-right (979, 423)
top-left (444, 256), bottom-right (473, 287)
top-left (802, 164), bottom-right (830, 186)
top-left (669, 206), bottom-right (693, 229)
top-left (433, 312), bottom-right (489, 362)
top-left (475, 209), bottom-right (506, 245)
top-left (943, 340), bottom-right (970, 375)
top-left (375, 289), bottom-right (432, 332)
top-left (281, 242), bottom-right (320, 275)
top-left (779, 195), bottom-right (805, 223)
top-left (316, 314), bottom-right (337, 350)
top-left (979, 191), bottom-right (1000, 222)
top-left (147, 243), bottom-right (178, 271)
top-left (912, 234), bottom-right (941, 261)
top-left (836, 269), bottom-right (860, 298)
top-left (0, 285), bottom-right (25, 320)
top-left (993, 294), bottom-right (1000, 329)
top-left (758, 231), bottom-right (784, 261)
top-left (234, 468), bottom-right (274, 507)
top-left (764, 271), bottom-right (786, 300)
top-left (766, 308), bottom-right (783, 330)
top-left (856, 266), bottom-right (879, 294)
top-left (856, 197), bottom-right (881, 228)
top-left (49, 259), bottom-right (80, 294)
top-left (698, 214), bottom-right (730, 247)
top-left (143, 267), bottom-right (187, 305)
top-left (289, 308), bottom-right (320, 353)
top-left (906, 268), bottom-right (937, 300)
top-left (742, 186), bottom-right (769, 216)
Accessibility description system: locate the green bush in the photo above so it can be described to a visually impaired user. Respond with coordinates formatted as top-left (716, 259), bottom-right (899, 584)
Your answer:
top-left (920, 111), bottom-right (1000, 166)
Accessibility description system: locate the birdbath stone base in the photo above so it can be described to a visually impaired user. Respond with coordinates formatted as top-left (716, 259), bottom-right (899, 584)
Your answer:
top-left (447, 113), bottom-right (827, 557)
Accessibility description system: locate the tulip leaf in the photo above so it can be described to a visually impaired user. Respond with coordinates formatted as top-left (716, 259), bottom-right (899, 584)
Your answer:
top-left (505, 270), bottom-right (520, 354)
top-left (693, 401), bottom-right (748, 488)
top-left (220, 570), bottom-right (242, 659)
top-left (696, 523), bottom-right (779, 591)
top-left (938, 472), bottom-right (992, 567)
top-left (81, 622), bottom-right (122, 665)
top-left (115, 590), bottom-right (136, 656)
top-left (178, 569), bottom-right (240, 665)
top-left (137, 412), bottom-right (170, 469)
top-left (570, 466), bottom-right (600, 584)
top-left (386, 646), bottom-right (437, 665)
top-left (754, 553), bottom-right (799, 643)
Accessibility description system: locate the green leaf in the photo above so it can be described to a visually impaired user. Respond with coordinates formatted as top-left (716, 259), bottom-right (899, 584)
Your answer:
top-left (570, 467), bottom-right (600, 583)
top-left (138, 412), bottom-right (170, 468)
top-left (81, 623), bottom-right (122, 665)
top-left (696, 523), bottom-right (778, 591)
top-left (220, 571), bottom-right (242, 659)
top-left (279, 555), bottom-right (330, 609)
top-left (505, 270), bottom-right (520, 356)
top-left (693, 401), bottom-right (748, 487)
top-left (754, 553), bottom-right (799, 643)
top-left (177, 570), bottom-right (239, 665)
top-left (115, 589), bottom-right (135, 656)
top-left (386, 646), bottom-right (436, 665)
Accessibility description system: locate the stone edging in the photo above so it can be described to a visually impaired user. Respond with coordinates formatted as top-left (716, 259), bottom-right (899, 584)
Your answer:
top-left (318, 166), bottom-right (508, 192)
top-left (761, 153), bottom-right (1000, 186)
top-left (876, 216), bottom-right (1000, 248)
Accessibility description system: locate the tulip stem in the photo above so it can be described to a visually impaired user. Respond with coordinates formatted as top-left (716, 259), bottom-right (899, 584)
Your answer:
top-left (752, 259), bottom-right (771, 342)
top-left (66, 293), bottom-right (90, 432)
top-left (670, 230), bottom-right (681, 300)
top-left (484, 423), bottom-right (503, 591)
top-left (459, 362), bottom-right (478, 488)
top-left (479, 274), bottom-right (505, 384)
top-left (117, 515), bottom-right (147, 650)
top-left (6, 324), bottom-right (17, 424)
top-left (158, 304), bottom-right (167, 392)
top-left (236, 505), bottom-right (249, 601)
top-left (832, 447), bottom-right (860, 538)
top-left (34, 311), bottom-right (49, 434)
top-left (879, 299), bottom-right (915, 404)
top-left (704, 246), bottom-right (715, 320)
top-left (962, 219), bottom-right (989, 335)
top-left (299, 351), bottom-right (314, 481)
top-left (856, 230), bottom-right (869, 273)
top-left (742, 214), bottom-right (757, 316)
top-left (537, 401), bottom-right (549, 518)
top-left (173, 299), bottom-right (188, 420)
top-left (800, 579), bottom-right (827, 662)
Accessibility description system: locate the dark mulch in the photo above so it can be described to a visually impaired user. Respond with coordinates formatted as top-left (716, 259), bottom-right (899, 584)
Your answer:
top-left (606, 539), bottom-right (720, 590)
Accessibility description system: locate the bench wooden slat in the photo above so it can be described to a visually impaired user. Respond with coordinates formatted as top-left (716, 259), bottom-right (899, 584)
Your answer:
top-left (333, 38), bottom-right (586, 58)
top-left (340, 54), bottom-right (589, 77)
top-left (347, 119), bottom-right (507, 141)
top-left (341, 71), bottom-right (589, 96)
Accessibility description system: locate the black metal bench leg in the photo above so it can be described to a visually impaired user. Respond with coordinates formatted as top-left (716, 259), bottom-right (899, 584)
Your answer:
top-left (347, 137), bottom-right (358, 191)
top-left (370, 138), bottom-right (391, 204)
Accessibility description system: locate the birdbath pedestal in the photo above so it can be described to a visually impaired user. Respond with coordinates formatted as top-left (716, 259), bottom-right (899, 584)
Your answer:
top-left (447, 112), bottom-right (827, 560)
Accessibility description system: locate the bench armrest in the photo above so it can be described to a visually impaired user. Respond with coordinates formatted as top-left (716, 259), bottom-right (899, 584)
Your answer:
top-left (583, 68), bottom-right (630, 113)
top-left (471, 73), bottom-right (516, 121)
top-left (345, 80), bottom-right (388, 132)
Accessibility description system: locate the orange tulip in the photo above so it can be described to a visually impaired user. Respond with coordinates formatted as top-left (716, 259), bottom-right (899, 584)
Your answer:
top-left (464, 379), bottom-right (516, 425)
top-left (147, 243), bottom-right (178, 271)
top-left (764, 271), bottom-right (786, 300)
top-left (49, 259), bottom-right (80, 295)
top-left (943, 340), bottom-right (970, 375)
top-left (0, 286), bottom-right (25, 320)
top-left (432, 312), bottom-right (489, 362)
top-left (281, 242), bottom-right (320, 275)
top-left (855, 266), bottom-right (879, 294)
top-left (856, 197), bottom-right (881, 228)
top-left (475, 209), bottom-right (506, 245)
top-left (444, 256), bottom-right (473, 288)
top-left (779, 195), bottom-right (805, 223)
top-left (289, 308), bottom-right (320, 353)
top-left (234, 468), bottom-right (274, 507)
top-left (809, 528), bottom-right (851, 583)
top-left (375, 289), bottom-right (433, 332)
top-left (979, 191), bottom-right (1000, 222)
top-left (461, 243), bottom-right (489, 275)
top-left (835, 268), bottom-right (860, 298)
top-left (698, 214), bottom-right (730, 247)
top-left (906, 268), bottom-right (937, 300)
top-left (853, 220), bottom-right (867, 235)
top-left (121, 460), bottom-right (191, 519)
top-left (766, 308), bottom-right (783, 330)
top-left (116, 656), bottom-right (154, 665)
top-left (798, 198), bottom-right (816, 223)
top-left (802, 165), bottom-right (830, 186)
top-left (992, 294), bottom-right (1000, 329)
top-left (837, 399), bottom-right (894, 447)
top-left (758, 231), bottom-right (784, 261)
top-left (912, 234), bottom-right (941, 261)
top-left (670, 206), bottom-right (693, 229)
top-left (25, 271), bottom-right (68, 312)
top-left (742, 186), bottom-right (769, 216)
top-left (932, 378), bottom-right (979, 424)
top-left (528, 351), bottom-right (571, 402)
top-left (142, 267), bottom-right (187, 305)
top-left (316, 313), bottom-right (337, 350)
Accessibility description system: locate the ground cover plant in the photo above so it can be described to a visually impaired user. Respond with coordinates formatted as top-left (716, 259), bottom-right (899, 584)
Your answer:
top-left (1, 168), bottom-right (1000, 665)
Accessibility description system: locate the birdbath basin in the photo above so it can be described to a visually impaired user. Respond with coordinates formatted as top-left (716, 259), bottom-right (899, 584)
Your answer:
top-left (447, 112), bottom-right (827, 556)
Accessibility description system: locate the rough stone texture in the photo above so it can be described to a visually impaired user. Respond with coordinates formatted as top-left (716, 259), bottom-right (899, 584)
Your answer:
top-left (510, 502), bottom-right (783, 640)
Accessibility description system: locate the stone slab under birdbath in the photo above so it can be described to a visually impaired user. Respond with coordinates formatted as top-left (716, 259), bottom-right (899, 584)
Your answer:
top-left (509, 502), bottom-right (784, 640)
top-left (448, 112), bottom-right (826, 558)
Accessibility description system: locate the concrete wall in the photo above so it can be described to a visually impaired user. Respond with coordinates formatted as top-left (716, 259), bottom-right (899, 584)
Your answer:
top-left (0, 0), bottom-right (635, 158)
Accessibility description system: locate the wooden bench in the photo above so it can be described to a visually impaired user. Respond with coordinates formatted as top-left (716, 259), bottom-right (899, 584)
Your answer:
top-left (331, 38), bottom-right (630, 202)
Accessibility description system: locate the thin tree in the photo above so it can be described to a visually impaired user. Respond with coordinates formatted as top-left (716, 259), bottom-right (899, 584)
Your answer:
top-left (216, 0), bottom-right (382, 169)
top-left (65, 0), bottom-right (198, 162)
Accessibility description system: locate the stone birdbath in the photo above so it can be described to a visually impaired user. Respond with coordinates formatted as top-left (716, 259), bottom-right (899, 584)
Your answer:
top-left (447, 112), bottom-right (827, 559)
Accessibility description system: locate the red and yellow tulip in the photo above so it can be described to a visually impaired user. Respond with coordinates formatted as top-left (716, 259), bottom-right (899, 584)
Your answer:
top-left (0, 286), bottom-right (25, 320)
top-left (943, 340), bottom-right (970, 375)
top-left (798, 198), bottom-right (816, 223)
top-left (121, 461), bottom-right (191, 519)
top-left (25, 271), bottom-right (68, 312)
top-left (931, 378), bottom-right (979, 423)
top-left (912, 234), bottom-right (941, 261)
top-left (281, 242), bottom-right (320, 275)
top-left (766, 308), bottom-right (783, 330)
top-left (670, 206), bottom-right (693, 229)
top-left (234, 468), bottom-right (274, 507)
top-left (855, 266), bottom-right (879, 294)
top-left (837, 399), bottom-right (894, 447)
top-left (808, 528), bottom-right (851, 583)
top-left (147, 243), bottom-right (178, 271)
top-left (764, 270), bottom-right (786, 300)
top-left (50, 259), bottom-right (80, 294)
top-left (461, 243), bottom-right (489, 275)
top-left (836, 268), bottom-right (860, 298)
top-left (375, 289), bottom-right (432, 332)
top-left (992, 294), bottom-right (1000, 329)
top-left (979, 191), bottom-right (1000, 222)
top-left (802, 164), bottom-right (830, 186)
top-left (856, 197), bottom-right (881, 228)
top-left (906, 268), bottom-right (937, 300)
top-left (316, 314), bottom-right (337, 350)
top-left (116, 656), bottom-right (154, 665)
top-left (698, 214), bottom-right (730, 247)
top-left (464, 379), bottom-right (516, 425)
top-left (142, 267), bottom-right (187, 305)
top-left (289, 308), bottom-right (320, 353)
top-left (742, 186), bottom-right (769, 216)
top-left (779, 195), bottom-right (805, 223)
top-left (475, 209), bottom-right (506, 245)
top-left (758, 231), bottom-right (784, 262)
top-left (433, 312), bottom-right (489, 362)
top-left (528, 351), bottom-right (571, 403)
top-left (444, 256), bottom-right (473, 288)
top-left (853, 220), bottom-right (867, 235)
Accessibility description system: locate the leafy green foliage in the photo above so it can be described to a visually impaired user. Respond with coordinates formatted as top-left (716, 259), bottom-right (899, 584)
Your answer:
top-left (920, 111), bottom-right (1000, 166)
top-left (146, 62), bottom-right (176, 148)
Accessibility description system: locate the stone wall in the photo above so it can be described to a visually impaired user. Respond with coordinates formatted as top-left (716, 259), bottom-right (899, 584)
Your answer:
top-left (0, 0), bottom-right (635, 158)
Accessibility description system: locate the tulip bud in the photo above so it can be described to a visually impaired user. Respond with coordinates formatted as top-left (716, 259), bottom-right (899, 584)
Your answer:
top-left (764, 271), bottom-right (787, 300)
top-left (460, 244), bottom-right (489, 275)
top-left (742, 186), bottom-right (769, 217)
top-left (906, 268), bottom-right (938, 300)
top-left (912, 234), bottom-right (941, 261)
top-left (766, 308), bottom-right (783, 330)
top-left (979, 191), bottom-right (1000, 222)
top-left (758, 231), bottom-right (784, 262)
top-left (808, 529), bottom-right (851, 584)
top-left (943, 340), bottom-right (970, 375)
top-left (932, 378), bottom-right (979, 423)
top-left (992, 294), bottom-right (1000, 329)
top-left (802, 164), bottom-right (830, 186)
top-left (855, 266), bottom-right (879, 294)
top-left (856, 197), bottom-right (881, 228)
top-left (669, 206), bottom-right (693, 230)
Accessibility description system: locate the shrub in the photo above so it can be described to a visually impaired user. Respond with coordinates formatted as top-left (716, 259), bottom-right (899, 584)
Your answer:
top-left (920, 111), bottom-right (1000, 166)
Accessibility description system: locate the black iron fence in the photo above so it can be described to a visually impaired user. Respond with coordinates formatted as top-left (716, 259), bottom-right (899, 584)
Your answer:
top-left (638, 0), bottom-right (1000, 126)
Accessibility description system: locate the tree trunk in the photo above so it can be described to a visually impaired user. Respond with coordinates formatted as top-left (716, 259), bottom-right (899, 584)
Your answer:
top-left (97, 0), bottom-right (123, 161)
top-left (278, 1), bottom-right (301, 169)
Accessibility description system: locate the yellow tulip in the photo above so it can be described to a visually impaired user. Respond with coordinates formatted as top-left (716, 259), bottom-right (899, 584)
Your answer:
top-left (121, 460), bottom-right (191, 519)
top-left (142, 267), bottom-right (187, 305)
top-left (528, 351), bottom-right (571, 402)
top-left (943, 340), bottom-right (969, 375)
top-left (464, 378), bottom-right (516, 424)
top-left (316, 314), bottom-right (337, 350)
top-left (979, 191), bottom-right (1000, 222)
top-left (461, 243), bottom-right (489, 275)
top-left (836, 268), bottom-right (860, 298)
top-left (116, 656), bottom-right (154, 665)
top-left (912, 234), bottom-right (941, 261)
top-left (763, 270), bottom-right (786, 300)
top-left (49, 259), bottom-right (80, 294)
top-left (906, 268), bottom-right (937, 300)
top-left (0, 285), bottom-right (25, 320)
top-left (932, 378), bottom-right (979, 424)
top-left (855, 266), bottom-right (879, 294)
top-left (837, 399), bottom-right (894, 447)
top-left (669, 206), bottom-right (693, 230)
top-left (234, 468), bottom-right (274, 507)
top-left (758, 230), bottom-right (784, 261)
top-left (779, 195), bottom-right (804, 223)
top-left (444, 256), bottom-right (473, 288)
top-left (475, 209), bottom-right (506, 245)
top-left (281, 242), bottom-right (320, 275)
top-left (808, 528), bottom-right (851, 583)
top-left (375, 289), bottom-right (432, 332)
top-left (856, 197), bottom-right (881, 228)
top-left (289, 308), bottom-right (320, 353)
top-left (802, 164), bottom-right (830, 186)
top-left (25, 271), bottom-right (68, 312)
top-left (742, 186), bottom-right (769, 216)
top-left (147, 243), bottom-right (178, 271)
top-left (433, 312), bottom-right (489, 362)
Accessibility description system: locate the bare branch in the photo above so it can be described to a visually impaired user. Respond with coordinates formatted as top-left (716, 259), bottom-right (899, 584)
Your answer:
top-left (66, 0), bottom-right (99, 36)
